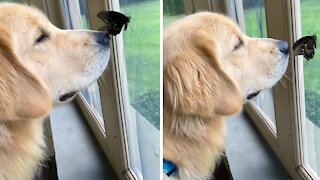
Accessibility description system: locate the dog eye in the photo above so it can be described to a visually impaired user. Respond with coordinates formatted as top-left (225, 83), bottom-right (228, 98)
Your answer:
top-left (35, 32), bottom-right (49, 44)
top-left (234, 40), bottom-right (243, 51)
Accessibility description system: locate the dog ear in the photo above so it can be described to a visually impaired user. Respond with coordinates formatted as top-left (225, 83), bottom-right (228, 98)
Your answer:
top-left (0, 25), bottom-right (51, 121)
top-left (164, 30), bottom-right (242, 118)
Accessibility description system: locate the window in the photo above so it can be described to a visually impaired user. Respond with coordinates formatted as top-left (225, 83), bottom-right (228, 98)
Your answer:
top-left (119, 0), bottom-right (160, 130)
top-left (78, 0), bottom-right (105, 126)
top-left (233, 0), bottom-right (319, 179)
top-left (75, 0), bottom-right (160, 179)
top-left (299, 0), bottom-right (320, 176)
top-left (116, 0), bottom-right (160, 178)
top-left (242, 0), bottom-right (278, 127)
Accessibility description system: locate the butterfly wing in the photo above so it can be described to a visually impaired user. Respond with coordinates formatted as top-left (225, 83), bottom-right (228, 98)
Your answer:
top-left (97, 11), bottom-right (108, 23)
top-left (293, 36), bottom-right (315, 55)
top-left (293, 36), bottom-right (311, 53)
top-left (97, 11), bottom-right (130, 35)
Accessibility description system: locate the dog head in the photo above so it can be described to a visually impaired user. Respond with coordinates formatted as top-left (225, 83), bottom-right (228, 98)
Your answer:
top-left (164, 12), bottom-right (289, 119)
top-left (0, 3), bottom-right (110, 104)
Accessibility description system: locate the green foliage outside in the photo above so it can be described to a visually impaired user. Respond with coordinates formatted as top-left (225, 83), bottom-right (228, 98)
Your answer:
top-left (305, 90), bottom-right (320, 127)
top-left (122, 1), bottom-right (160, 128)
top-left (163, 0), bottom-right (184, 16)
top-left (133, 89), bottom-right (160, 129)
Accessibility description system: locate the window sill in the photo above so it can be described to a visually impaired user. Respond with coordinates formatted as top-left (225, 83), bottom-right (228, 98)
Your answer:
top-left (132, 107), bottom-right (160, 179)
top-left (226, 111), bottom-right (291, 180)
top-left (50, 102), bottom-right (118, 180)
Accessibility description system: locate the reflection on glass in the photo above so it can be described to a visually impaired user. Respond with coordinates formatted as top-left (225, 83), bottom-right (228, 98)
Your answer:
top-left (243, 0), bottom-right (277, 125)
top-left (300, 0), bottom-right (320, 175)
top-left (163, 0), bottom-right (184, 26)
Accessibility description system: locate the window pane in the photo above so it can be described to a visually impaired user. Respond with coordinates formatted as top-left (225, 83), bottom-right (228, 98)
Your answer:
top-left (300, 0), bottom-right (320, 176)
top-left (119, 0), bottom-right (160, 179)
top-left (243, 0), bottom-right (267, 38)
top-left (243, 0), bottom-right (277, 126)
top-left (121, 1), bottom-right (160, 130)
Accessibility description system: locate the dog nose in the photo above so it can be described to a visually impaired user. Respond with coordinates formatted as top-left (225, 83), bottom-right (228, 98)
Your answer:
top-left (277, 41), bottom-right (289, 54)
top-left (94, 32), bottom-right (110, 45)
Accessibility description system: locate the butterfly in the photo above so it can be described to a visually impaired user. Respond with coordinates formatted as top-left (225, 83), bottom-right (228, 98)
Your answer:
top-left (293, 34), bottom-right (317, 60)
top-left (97, 11), bottom-right (131, 36)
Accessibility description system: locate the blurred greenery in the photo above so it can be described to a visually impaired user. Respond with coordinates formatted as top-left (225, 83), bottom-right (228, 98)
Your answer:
top-left (0, 0), bottom-right (18, 2)
top-left (133, 88), bottom-right (160, 129)
top-left (121, 1), bottom-right (160, 127)
top-left (305, 90), bottom-right (320, 127)
top-left (163, 0), bottom-right (184, 16)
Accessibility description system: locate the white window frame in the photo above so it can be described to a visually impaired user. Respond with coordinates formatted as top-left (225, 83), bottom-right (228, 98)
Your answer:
top-left (75, 0), bottom-right (142, 179)
top-left (76, 0), bottom-right (160, 180)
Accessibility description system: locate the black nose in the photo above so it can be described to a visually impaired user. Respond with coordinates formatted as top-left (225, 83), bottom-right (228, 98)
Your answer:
top-left (277, 41), bottom-right (289, 54)
top-left (94, 32), bottom-right (110, 45)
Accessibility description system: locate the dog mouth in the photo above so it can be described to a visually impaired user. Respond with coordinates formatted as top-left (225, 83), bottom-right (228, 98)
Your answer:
top-left (59, 91), bottom-right (77, 101)
top-left (247, 91), bottom-right (260, 100)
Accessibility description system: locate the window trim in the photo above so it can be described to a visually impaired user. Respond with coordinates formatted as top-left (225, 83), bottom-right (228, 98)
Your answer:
top-left (75, 0), bottom-right (160, 179)
top-left (75, 0), bottom-right (137, 179)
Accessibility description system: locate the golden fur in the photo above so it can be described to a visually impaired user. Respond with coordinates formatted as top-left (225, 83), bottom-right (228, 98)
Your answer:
top-left (163, 12), bottom-right (289, 179)
top-left (0, 3), bottom-right (110, 179)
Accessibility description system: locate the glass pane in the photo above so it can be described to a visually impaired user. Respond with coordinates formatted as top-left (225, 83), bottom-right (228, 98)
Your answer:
top-left (119, 0), bottom-right (160, 179)
top-left (121, 1), bottom-right (160, 130)
top-left (300, 0), bottom-right (320, 176)
top-left (243, 0), bottom-right (277, 125)
top-left (79, 0), bottom-right (104, 126)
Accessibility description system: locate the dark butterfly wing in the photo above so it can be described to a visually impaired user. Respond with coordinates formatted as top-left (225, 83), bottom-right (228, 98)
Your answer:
top-left (98, 19), bottom-right (127, 35)
top-left (97, 11), bottom-right (130, 35)
top-left (293, 36), bottom-right (312, 50)
top-left (293, 35), bottom-right (317, 60)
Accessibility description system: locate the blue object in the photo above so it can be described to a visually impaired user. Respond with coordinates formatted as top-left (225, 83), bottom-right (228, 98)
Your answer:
top-left (163, 159), bottom-right (177, 177)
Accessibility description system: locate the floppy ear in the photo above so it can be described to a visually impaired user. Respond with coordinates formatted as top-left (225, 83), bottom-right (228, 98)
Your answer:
top-left (0, 25), bottom-right (51, 121)
top-left (164, 30), bottom-right (242, 118)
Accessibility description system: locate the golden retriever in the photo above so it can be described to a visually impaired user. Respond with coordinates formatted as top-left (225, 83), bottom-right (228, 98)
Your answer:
top-left (0, 3), bottom-right (110, 180)
top-left (163, 12), bottom-right (289, 179)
